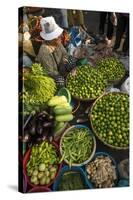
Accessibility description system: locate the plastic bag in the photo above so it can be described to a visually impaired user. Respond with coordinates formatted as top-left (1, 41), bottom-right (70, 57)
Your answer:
top-left (121, 77), bottom-right (129, 94)
top-left (119, 56), bottom-right (129, 71)
top-left (118, 159), bottom-right (129, 179)
top-left (106, 86), bottom-right (120, 93)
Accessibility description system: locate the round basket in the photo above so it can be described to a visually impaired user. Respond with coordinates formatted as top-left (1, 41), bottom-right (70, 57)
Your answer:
top-left (66, 68), bottom-right (108, 102)
top-left (85, 151), bottom-right (118, 188)
top-left (96, 56), bottom-right (126, 85)
top-left (53, 165), bottom-right (93, 191)
top-left (23, 141), bottom-right (62, 188)
top-left (90, 92), bottom-right (129, 150)
top-left (60, 124), bottom-right (96, 167)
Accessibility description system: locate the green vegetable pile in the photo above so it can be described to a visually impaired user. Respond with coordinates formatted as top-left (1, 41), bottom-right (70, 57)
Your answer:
top-left (90, 92), bottom-right (129, 148)
top-left (22, 63), bottom-right (57, 115)
top-left (58, 171), bottom-right (87, 191)
top-left (60, 127), bottom-right (95, 166)
top-left (26, 141), bottom-right (60, 185)
top-left (96, 57), bottom-right (125, 82)
top-left (67, 65), bottom-right (107, 100)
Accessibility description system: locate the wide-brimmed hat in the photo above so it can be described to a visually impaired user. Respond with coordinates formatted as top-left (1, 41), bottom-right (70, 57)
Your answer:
top-left (40, 16), bottom-right (63, 41)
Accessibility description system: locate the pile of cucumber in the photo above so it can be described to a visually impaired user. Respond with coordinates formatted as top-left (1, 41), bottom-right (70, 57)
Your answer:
top-left (48, 95), bottom-right (74, 133)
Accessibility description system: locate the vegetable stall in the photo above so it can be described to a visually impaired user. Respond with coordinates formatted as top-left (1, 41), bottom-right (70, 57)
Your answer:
top-left (19, 51), bottom-right (129, 192)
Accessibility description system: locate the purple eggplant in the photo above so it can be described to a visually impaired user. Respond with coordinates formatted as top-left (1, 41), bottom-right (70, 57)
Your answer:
top-left (43, 121), bottom-right (53, 128)
top-left (29, 125), bottom-right (36, 135)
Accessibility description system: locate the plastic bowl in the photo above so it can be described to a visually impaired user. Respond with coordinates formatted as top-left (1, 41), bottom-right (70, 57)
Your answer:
top-left (57, 87), bottom-right (71, 103)
top-left (28, 186), bottom-right (51, 193)
top-left (54, 122), bottom-right (69, 141)
top-left (23, 171), bottom-right (27, 193)
top-left (23, 141), bottom-right (62, 188)
top-left (53, 165), bottom-right (93, 191)
top-left (60, 124), bottom-right (96, 167)
top-left (85, 151), bottom-right (118, 188)
top-left (57, 87), bottom-right (80, 113)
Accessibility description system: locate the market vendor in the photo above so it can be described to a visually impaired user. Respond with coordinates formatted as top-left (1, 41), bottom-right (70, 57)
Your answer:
top-left (36, 16), bottom-right (76, 82)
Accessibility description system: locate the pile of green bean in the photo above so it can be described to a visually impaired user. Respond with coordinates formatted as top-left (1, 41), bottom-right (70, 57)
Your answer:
top-left (60, 127), bottom-right (94, 166)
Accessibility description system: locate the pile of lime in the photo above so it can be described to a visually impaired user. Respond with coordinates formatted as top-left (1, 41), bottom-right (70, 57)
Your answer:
top-left (90, 92), bottom-right (129, 148)
top-left (67, 65), bottom-right (107, 100)
top-left (96, 57), bottom-right (125, 82)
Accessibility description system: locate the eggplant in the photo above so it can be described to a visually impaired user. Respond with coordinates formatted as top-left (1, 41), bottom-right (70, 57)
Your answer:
top-left (23, 133), bottom-right (30, 142)
top-left (37, 111), bottom-right (48, 118)
top-left (76, 118), bottom-right (88, 123)
top-left (43, 122), bottom-right (53, 127)
top-left (29, 125), bottom-right (36, 135)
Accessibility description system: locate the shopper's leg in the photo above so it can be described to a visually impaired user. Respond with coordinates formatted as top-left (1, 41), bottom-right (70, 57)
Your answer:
top-left (123, 17), bottom-right (129, 54)
top-left (114, 15), bottom-right (126, 49)
top-left (99, 12), bottom-right (107, 34)
top-left (107, 12), bottom-right (114, 39)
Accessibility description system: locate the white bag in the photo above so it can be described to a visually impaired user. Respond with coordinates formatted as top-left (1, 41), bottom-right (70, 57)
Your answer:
top-left (106, 85), bottom-right (120, 92)
top-left (121, 77), bottom-right (129, 94)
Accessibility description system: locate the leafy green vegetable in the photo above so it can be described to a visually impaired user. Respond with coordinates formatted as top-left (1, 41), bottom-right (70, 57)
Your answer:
top-left (58, 171), bottom-right (87, 191)
top-left (21, 63), bottom-right (57, 115)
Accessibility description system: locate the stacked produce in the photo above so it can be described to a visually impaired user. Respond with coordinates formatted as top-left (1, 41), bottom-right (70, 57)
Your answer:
top-left (67, 65), bottom-right (107, 100)
top-left (60, 126), bottom-right (95, 166)
top-left (90, 92), bottom-right (129, 148)
top-left (24, 110), bottom-right (55, 141)
top-left (58, 171), bottom-right (87, 191)
top-left (48, 95), bottom-right (74, 134)
top-left (96, 57), bottom-right (125, 82)
top-left (86, 155), bottom-right (117, 188)
top-left (22, 63), bottom-right (57, 115)
top-left (24, 94), bottom-right (74, 140)
top-left (26, 141), bottom-right (60, 186)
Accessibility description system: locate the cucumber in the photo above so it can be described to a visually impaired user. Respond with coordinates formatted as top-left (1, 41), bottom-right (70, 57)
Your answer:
top-left (55, 114), bottom-right (73, 122)
top-left (59, 102), bottom-right (70, 107)
top-left (54, 106), bottom-right (72, 115)
top-left (48, 96), bottom-right (67, 107)
top-left (54, 122), bottom-right (65, 132)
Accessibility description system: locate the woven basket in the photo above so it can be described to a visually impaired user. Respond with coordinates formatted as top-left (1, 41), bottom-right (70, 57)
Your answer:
top-left (90, 92), bottom-right (129, 150)
top-left (66, 70), bottom-right (107, 102)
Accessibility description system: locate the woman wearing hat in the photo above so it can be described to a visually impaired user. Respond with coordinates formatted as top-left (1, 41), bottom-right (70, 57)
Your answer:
top-left (36, 16), bottom-right (76, 86)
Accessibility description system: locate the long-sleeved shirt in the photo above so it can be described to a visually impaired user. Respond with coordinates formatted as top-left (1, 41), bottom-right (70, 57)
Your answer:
top-left (36, 42), bottom-right (68, 77)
